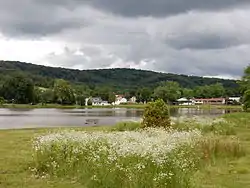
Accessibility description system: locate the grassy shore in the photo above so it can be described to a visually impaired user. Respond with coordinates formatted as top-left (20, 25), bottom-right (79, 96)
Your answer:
top-left (198, 113), bottom-right (250, 187)
top-left (0, 103), bottom-right (242, 110)
top-left (0, 113), bottom-right (250, 187)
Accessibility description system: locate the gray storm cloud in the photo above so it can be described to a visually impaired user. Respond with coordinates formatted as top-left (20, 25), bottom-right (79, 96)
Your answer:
top-left (0, 0), bottom-right (249, 79)
top-left (40, 0), bottom-right (250, 17)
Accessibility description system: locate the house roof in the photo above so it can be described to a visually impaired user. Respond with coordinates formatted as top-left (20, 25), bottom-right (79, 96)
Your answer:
top-left (194, 98), bottom-right (225, 101)
top-left (177, 98), bottom-right (189, 102)
top-left (92, 97), bottom-right (102, 102)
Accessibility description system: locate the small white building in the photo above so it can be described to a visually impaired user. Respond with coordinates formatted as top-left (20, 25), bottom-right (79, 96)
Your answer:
top-left (177, 98), bottom-right (195, 105)
top-left (85, 97), bottom-right (111, 106)
top-left (228, 97), bottom-right (241, 103)
top-left (129, 96), bottom-right (137, 103)
top-left (114, 95), bottom-right (128, 105)
top-left (92, 97), bottom-right (103, 106)
top-left (100, 101), bottom-right (111, 106)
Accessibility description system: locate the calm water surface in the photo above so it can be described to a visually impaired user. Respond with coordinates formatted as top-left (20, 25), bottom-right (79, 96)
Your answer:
top-left (0, 108), bottom-right (241, 129)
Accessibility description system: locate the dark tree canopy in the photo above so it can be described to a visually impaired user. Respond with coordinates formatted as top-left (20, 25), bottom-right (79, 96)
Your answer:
top-left (0, 61), bottom-right (239, 95)
top-left (0, 74), bottom-right (35, 104)
top-left (0, 61), bottom-right (241, 105)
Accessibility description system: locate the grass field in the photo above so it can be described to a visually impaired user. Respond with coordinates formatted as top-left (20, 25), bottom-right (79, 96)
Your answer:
top-left (0, 113), bottom-right (250, 187)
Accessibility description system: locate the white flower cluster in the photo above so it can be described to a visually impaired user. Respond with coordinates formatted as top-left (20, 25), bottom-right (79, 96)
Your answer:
top-left (33, 128), bottom-right (202, 186)
top-left (35, 128), bottom-right (200, 161)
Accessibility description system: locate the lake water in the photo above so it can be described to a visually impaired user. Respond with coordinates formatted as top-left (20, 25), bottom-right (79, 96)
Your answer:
top-left (0, 107), bottom-right (242, 129)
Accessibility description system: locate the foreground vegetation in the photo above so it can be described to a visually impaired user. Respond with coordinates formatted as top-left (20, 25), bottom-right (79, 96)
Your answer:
top-left (1, 112), bottom-right (250, 187)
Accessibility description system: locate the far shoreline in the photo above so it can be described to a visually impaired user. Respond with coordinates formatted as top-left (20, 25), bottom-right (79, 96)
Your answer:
top-left (0, 103), bottom-right (243, 110)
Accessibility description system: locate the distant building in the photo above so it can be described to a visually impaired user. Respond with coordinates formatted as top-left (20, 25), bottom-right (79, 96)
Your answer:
top-left (227, 97), bottom-right (241, 105)
top-left (114, 95), bottom-right (128, 105)
top-left (177, 98), bottom-right (195, 105)
top-left (85, 97), bottom-right (111, 106)
top-left (129, 96), bottom-right (137, 103)
top-left (100, 101), bottom-right (110, 106)
top-left (228, 97), bottom-right (241, 103)
top-left (194, 98), bottom-right (226, 105)
top-left (91, 97), bottom-right (102, 106)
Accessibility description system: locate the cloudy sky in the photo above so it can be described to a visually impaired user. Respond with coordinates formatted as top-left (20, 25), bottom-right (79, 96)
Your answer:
top-left (0, 0), bottom-right (250, 79)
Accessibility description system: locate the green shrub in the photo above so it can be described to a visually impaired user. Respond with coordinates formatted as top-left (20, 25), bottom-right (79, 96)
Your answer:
top-left (0, 97), bottom-right (4, 105)
top-left (141, 99), bottom-right (171, 128)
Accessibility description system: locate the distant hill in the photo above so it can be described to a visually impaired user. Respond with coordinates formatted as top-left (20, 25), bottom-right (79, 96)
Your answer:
top-left (0, 60), bottom-right (239, 93)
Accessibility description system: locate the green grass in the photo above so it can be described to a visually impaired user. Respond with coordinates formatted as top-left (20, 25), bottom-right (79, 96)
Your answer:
top-left (1, 113), bottom-right (250, 187)
top-left (110, 121), bottom-right (141, 131)
top-left (197, 113), bottom-right (250, 188)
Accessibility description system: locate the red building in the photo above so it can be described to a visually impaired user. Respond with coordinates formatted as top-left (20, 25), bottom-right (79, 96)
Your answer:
top-left (194, 98), bottom-right (226, 105)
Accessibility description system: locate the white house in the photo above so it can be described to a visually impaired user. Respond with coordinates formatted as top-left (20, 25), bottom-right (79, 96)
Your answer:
top-left (177, 98), bottom-right (195, 105)
top-left (228, 97), bottom-right (241, 103)
top-left (100, 101), bottom-right (111, 106)
top-left (91, 97), bottom-right (102, 106)
top-left (114, 95), bottom-right (128, 105)
top-left (85, 97), bottom-right (111, 106)
top-left (129, 96), bottom-right (137, 103)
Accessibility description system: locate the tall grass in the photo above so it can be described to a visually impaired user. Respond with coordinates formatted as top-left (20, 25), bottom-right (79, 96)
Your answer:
top-left (111, 121), bottom-right (141, 131)
top-left (31, 115), bottom-right (245, 188)
top-left (33, 129), bottom-right (202, 188)
top-left (199, 135), bottom-right (245, 162)
top-left (171, 116), bottom-right (236, 135)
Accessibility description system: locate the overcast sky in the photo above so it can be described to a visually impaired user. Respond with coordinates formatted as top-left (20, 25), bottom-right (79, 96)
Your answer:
top-left (0, 0), bottom-right (250, 79)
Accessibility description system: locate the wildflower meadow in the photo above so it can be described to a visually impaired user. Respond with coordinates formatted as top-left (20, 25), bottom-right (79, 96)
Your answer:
top-left (30, 100), bottom-right (244, 188)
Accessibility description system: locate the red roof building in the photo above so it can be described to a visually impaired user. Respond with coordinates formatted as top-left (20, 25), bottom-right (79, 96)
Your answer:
top-left (194, 98), bottom-right (226, 105)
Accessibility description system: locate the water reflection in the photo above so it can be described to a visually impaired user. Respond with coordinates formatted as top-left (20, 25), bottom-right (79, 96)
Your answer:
top-left (170, 108), bottom-right (242, 117)
top-left (0, 107), bottom-right (241, 129)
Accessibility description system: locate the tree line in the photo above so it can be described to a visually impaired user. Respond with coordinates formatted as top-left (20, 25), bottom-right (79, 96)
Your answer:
top-left (0, 73), bottom-right (239, 105)
top-left (0, 61), bottom-right (239, 95)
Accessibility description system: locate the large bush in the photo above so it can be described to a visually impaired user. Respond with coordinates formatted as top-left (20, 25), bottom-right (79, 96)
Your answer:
top-left (142, 99), bottom-right (171, 128)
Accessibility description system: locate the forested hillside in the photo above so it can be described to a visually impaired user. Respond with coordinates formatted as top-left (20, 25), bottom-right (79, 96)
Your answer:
top-left (0, 60), bottom-right (239, 92)
top-left (0, 60), bottom-right (242, 105)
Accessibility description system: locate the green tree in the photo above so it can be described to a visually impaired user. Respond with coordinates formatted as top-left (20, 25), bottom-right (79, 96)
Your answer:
top-left (238, 66), bottom-right (250, 94)
top-left (153, 81), bottom-right (181, 104)
top-left (74, 85), bottom-right (90, 106)
top-left (194, 85), bottom-right (211, 98)
top-left (53, 79), bottom-right (75, 105)
top-left (108, 93), bottom-right (116, 104)
top-left (0, 97), bottom-right (4, 105)
top-left (75, 95), bottom-right (86, 106)
top-left (240, 66), bottom-right (250, 111)
top-left (1, 74), bottom-right (35, 104)
top-left (87, 97), bottom-right (93, 106)
top-left (243, 90), bottom-right (250, 111)
top-left (40, 89), bottom-right (55, 104)
top-left (209, 83), bottom-right (225, 98)
top-left (92, 87), bottom-right (111, 101)
top-left (136, 88), bottom-right (152, 103)
top-left (182, 88), bottom-right (194, 99)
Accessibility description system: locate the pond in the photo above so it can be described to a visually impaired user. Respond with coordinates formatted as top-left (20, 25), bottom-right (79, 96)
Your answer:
top-left (0, 107), bottom-right (242, 129)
